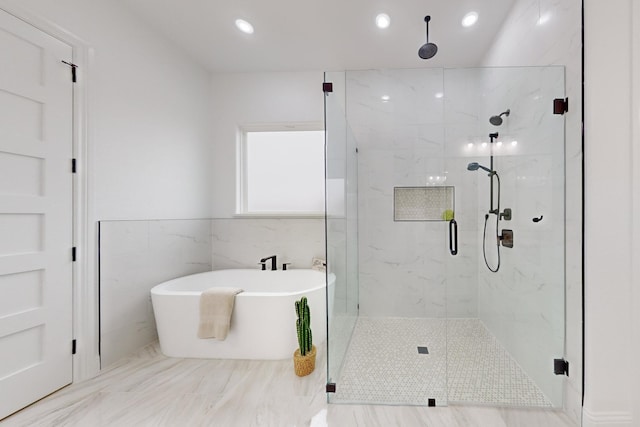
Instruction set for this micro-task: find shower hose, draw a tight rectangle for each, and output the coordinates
[482,172,501,272]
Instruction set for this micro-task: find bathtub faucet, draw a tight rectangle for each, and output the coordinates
[259,255,277,271]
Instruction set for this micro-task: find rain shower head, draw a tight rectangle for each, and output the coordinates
[489,109,510,126]
[418,16,438,59]
[467,162,492,173]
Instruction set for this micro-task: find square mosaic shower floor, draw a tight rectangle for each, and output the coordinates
[331,317,552,407]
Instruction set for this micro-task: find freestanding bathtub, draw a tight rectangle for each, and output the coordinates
[151,269,334,360]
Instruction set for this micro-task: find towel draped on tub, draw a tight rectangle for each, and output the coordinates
[197,287,243,340]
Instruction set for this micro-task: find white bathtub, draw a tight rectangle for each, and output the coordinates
[151,269,334,360]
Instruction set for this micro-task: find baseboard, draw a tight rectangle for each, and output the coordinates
[582,408,633,427]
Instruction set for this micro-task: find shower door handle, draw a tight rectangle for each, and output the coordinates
[449,219,458,256]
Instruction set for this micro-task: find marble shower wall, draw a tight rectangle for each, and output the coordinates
[347,69,479,318]
[99,219,212,367]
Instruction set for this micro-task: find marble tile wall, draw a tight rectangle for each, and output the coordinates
[346,68,479,318]
[210,218,324,270]
[100,217,324,368]
[99,219,212,368]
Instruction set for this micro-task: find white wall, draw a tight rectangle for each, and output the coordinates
[480,0,583,421]
[18,0,214,220]
[583,2,635,426]
[5,0,214,380]
[632,4,640,426]
[210,71,324,218]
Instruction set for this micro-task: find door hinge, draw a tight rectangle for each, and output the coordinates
[554,358,569,376]
[323,82,333,93]
[72,158,77,173]
[61,60,78,83]
[326,383,336,393]
[553,98,568,115]
[72,339,77,355]
[72,247,77,262]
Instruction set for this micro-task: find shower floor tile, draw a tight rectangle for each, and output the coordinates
[331,317,552,407]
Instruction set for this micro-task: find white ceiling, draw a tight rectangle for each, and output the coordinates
[118,0,517,73]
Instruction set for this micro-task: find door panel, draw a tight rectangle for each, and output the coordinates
[0,8,74,419]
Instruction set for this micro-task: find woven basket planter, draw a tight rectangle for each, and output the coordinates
[293,345,316,377]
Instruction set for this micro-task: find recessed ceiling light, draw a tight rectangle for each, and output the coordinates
[381,95,390,102]
[461,11,478,27]
[376,13,391,29]
[235,19,254,34]
[434,92,444,99]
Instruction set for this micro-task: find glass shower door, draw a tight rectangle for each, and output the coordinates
[325,68,451,406]
[324,65,566,409]
[324,71,359,402]
[443,66,566,407]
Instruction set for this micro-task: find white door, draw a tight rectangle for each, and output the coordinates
[0,9,74,419]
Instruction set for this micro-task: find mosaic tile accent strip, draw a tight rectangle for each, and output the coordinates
[331,317,552,407]
[394,186,454,221]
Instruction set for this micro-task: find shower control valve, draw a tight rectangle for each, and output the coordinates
[500,229,514,248]
[499,208,512,221]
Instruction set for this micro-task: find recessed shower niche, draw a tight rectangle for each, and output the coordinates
[324,66,566,407]
[393,186,455,222]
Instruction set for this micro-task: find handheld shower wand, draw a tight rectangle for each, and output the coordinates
[467,162,493,174]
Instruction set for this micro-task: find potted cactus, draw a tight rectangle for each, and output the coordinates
[293,296,316,376]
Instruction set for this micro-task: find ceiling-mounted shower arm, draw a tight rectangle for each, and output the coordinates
[418,15,438,59]
[425,16,431,42]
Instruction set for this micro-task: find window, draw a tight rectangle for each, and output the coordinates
[238,125,325,215]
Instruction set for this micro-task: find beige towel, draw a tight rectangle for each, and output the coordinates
[197,287,243,340]
[311,257,326,272]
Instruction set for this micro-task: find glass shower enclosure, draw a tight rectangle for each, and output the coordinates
[324,66,566,408]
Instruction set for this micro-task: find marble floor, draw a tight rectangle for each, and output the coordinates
[332,318,551,407]
[1,342,578,427]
